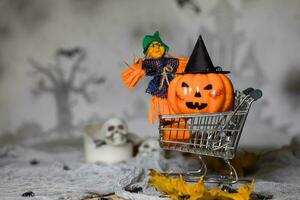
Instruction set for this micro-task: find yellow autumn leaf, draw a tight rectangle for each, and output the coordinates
[149,169,178,194]
[209,179,255,200]
[149,169,254,200]
[149,170,214,200]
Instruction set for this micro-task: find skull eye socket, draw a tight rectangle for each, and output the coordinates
[204,84,213,90]
[108,126,114,131]
[118,125,124,130]
[181,82,189,87]
[143,144,149,148]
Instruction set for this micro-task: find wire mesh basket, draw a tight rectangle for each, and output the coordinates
[158,88,262,183]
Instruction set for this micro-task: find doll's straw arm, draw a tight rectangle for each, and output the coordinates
[124,61,133,70]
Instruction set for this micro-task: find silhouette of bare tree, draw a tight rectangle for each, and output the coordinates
[29,48,106,134]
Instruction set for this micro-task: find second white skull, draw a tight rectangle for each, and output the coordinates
[138,138,160,156]
[100,117,128,146]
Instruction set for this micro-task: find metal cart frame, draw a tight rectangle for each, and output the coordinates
[158,88,262,183]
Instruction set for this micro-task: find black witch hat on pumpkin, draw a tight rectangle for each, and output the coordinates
[180,35,230,74]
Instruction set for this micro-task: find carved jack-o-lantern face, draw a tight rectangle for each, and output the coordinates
[168,74,234,114]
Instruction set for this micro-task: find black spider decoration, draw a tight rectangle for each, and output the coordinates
[22,191,35,197]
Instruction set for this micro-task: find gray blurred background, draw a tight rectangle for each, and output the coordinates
[0,0,300,148]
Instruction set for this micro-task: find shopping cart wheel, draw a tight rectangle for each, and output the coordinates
[220,184,236,193]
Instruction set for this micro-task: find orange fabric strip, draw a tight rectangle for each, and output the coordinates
[175,57,188,73]
[148,96,175,124]
[121,66,145,89]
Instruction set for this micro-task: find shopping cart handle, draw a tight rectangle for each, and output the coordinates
[249,89,263,101]
[242,87,254,95]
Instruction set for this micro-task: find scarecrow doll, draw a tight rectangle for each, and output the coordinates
[121,31,188,124]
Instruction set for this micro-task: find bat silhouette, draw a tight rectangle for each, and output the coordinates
[57,47,82,57]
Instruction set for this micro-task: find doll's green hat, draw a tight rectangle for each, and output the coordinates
[142,31,169,54]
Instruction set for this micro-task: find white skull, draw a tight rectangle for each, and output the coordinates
[100,118,128,146]
[138,138,160,157]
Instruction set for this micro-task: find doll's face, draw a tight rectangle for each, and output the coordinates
[146,41,165,59]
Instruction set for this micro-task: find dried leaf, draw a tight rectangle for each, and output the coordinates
[149,170,254,200]
[202,151,258,177]
[239,152,258,174]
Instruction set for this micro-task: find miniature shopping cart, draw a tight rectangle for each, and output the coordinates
[158,88,262,183]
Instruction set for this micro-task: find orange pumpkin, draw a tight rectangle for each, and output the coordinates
[167,73,234,114]
[162,119,190,145]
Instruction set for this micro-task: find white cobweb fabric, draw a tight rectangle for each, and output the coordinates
[0,145,189,200]
[1,145,300,200]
